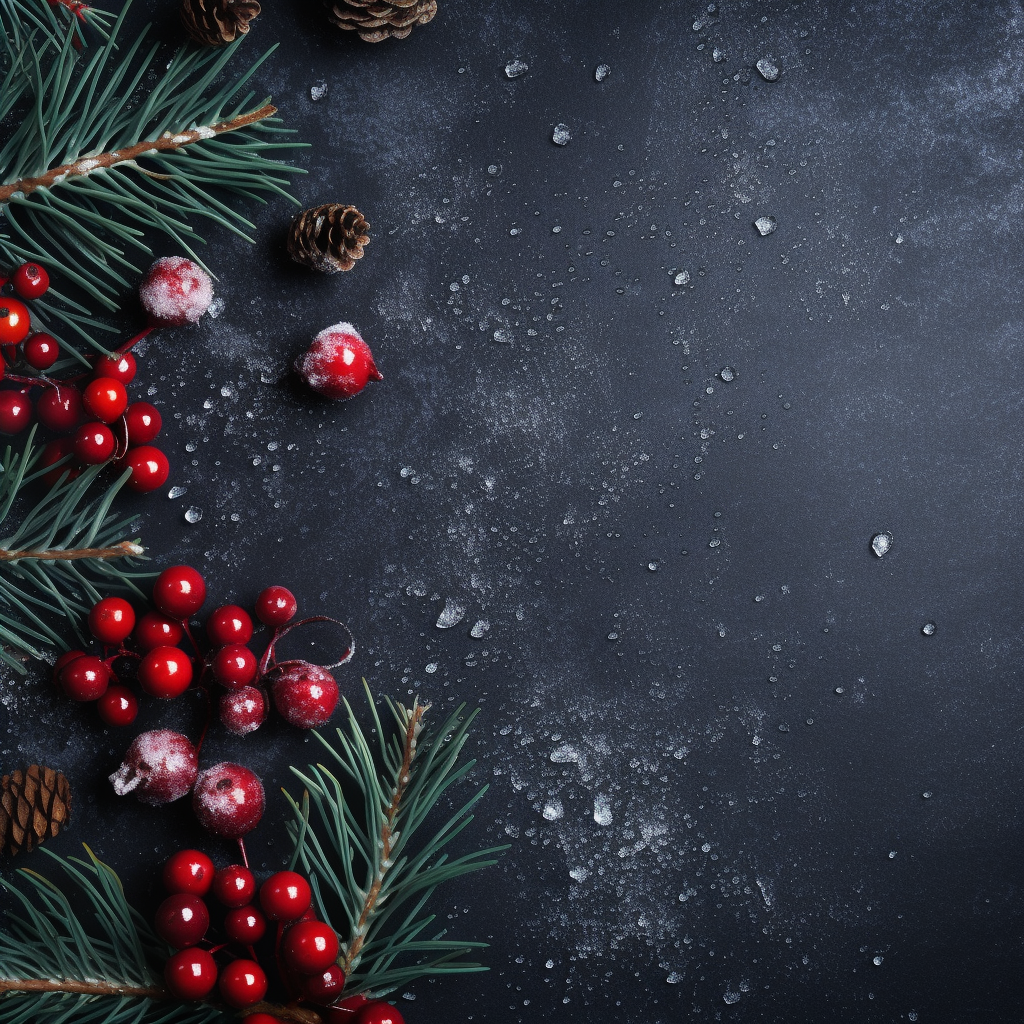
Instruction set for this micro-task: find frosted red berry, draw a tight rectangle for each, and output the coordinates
[295,322,382,401]
[0,390,32,434]
[162,849,215,895]
[96,685,138,727]
[0,298,30,346]
[270,661,339,729]
[219,686,265,735]
[303,964,346,1005]
[164,947,218,1000]
[155,893,210,948]
[153,565,206,618]
[88,597,135,644]
[36,386,83,433]
[23,332,58,370]
[135,610,184,651]
[192,762,265,838]
[224,904,267,944]
[206,604,253,646]
[138,645,193,699]
[11,262,48,300]
[218,959,267,1009]
[59,654,109,701]
[109,729,198,805]
[259,871,312,921]
[211,864,256,908]
[82,378,128,422]
[140,257,214,328]
[255,585,297,626]
[282,919,339,975]
[123,401,161,444]
[211,644,258,689]
[352,1003,406,1024]
[93,352,136,384]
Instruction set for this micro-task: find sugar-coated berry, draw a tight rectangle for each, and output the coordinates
[59,654,109,701]
[23,332,58,370]
[122,444,169,492]
[110,730,199,805]
[164,947,218,1000]
[303,963,346,1005]
[153,565,206,618]
[224,904,267,944]
[93,351,136,384]
[88,597,135,644]
[352,1002,406,1024]
[218,958,267,1009]
[255,585,297,626]
[36,386,83,433]
[294,322,382,401]
[140,257,214,328]
[282,919,340,975]
[40,437,79,487]
[211,644,258,689]
[206,604,254,646]
[0,298,31,346]
[211,864,256,908]
[138,645,193,698]
[270,661,339,729]
[219,686,265,735]
[11,262,49,300]
[96,684,138,727]
[162,849,215,895]
[259,871,312,922]
[82,378,128,422]
[0,390,32,434]
[123,401,161,444]
[155,893,210,948]
[192,762,265,838]
[134,610,184,651]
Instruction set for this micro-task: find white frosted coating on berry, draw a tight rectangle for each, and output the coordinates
[220,687,265,735]
[193,762,265,837]
[271,661,339,728]
[139,257,214,327]
[109,729,198,805]
[294,322,381,401]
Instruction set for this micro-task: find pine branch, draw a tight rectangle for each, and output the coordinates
[284,683,508,998]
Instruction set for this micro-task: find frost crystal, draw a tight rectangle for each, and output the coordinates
[871,532,892,557]
[184,506,202,524]
[504,59,529,79]
[595,64,611,82]
[310,80,328,102]
[435,598,466,629]
[552,123,572,146]
[756,56,780,81]
[754,215,777,236]
[673,270,690,285]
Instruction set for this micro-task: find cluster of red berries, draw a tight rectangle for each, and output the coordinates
[158,849,404,1024]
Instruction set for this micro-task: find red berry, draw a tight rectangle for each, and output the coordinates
[206,604,253,646]
[123,401,161,444]
[211,644,258,689]
[59,654,109,701]
[134,610,184,651]
[88,596,135,644]
[164,947,217,1000]
[96,684,138,727]
[0,390,32,434]
[11,262,49,300]
[36,386,83,433]
[242,1015,286,1024]
[219,686,265,735]
[52,649,85,682]
[40,437,79,487]
[155,893,210,948]
[82,378,128,422]
[93,351,136,384]
[73,422,116,465]
[138,646,193,698]
[212,864,256,908]
[224,904,267,944]
[140,257,214,328]
[162,849,215,895]
[0,298,30,345]
[259,871,312,922]
[192,762,265,838]
[282,919,339,975]
[153,565,206,618]
[302,964,346,1005]
[294,322,382,401]
[23,332,58,370]
[352,1003,405,1024]
[327,996,370,1022]
[122,444,169,492]
[270,661,339,729]
[218,959,267,1009]
[109,729,198,805]
[255,585,297,626]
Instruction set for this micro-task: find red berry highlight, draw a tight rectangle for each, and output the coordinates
[11,262,49,301]
[155,893,210,948]
[224,904,267,944]
[206,604,253,646]
[96,685,138,727]
[36,386,83,433]
[59,654,109,701]
[259,871,312,922]
[153,565,206,618]
[192,762,265,838]
[219,686,265,735]
[0,298,30,345]
[282,919,340,975]
[73,422,116,464]
[164,947,217,1000]
[303,963,346,1005]
[270,661,339,729]
[294,322,382,400]
[138,645,193,698]
[218,959,267,1009]
[93,351,136,384]
[162,849,215,895]
[134,610,185,651]
[88,597,135,645]
[255,585,297,626]
[352,1002,406,1024]
[82,378,128,422]
[23,332,58,370]
[0,390,32,434]
[211,644,258,689]
[123,401,161,444]
[211,864,256,908]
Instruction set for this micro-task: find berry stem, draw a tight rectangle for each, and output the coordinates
[119,327,152,354]
[0,540,144,562]
[236,836,249,869]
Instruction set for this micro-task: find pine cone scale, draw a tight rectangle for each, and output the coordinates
[325,0,436,42]
[288,204,370,274]
[181,0,261,47]
[0,766,72,856]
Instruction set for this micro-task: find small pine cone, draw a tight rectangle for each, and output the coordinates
[323,0,437,43]
[181,0,261,46]
[0,766,72,856]
[287,204,370,274]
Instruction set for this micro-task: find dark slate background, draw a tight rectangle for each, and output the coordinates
[3,1,1024,1022]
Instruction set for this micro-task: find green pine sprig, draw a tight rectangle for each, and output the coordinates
[285,683,508,998]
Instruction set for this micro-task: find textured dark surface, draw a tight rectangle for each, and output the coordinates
[2,1,1024,1022]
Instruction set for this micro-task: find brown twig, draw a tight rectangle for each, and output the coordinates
[0,105,277,204]
[0,540,143,562]
[341,701,428,976]
[247,1003,324,1024]
[0,977,166,997]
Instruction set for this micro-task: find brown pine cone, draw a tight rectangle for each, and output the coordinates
[287,204,370,274]
[181,0,261,46]
[323,0,437,43]
[0,766,72,856]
